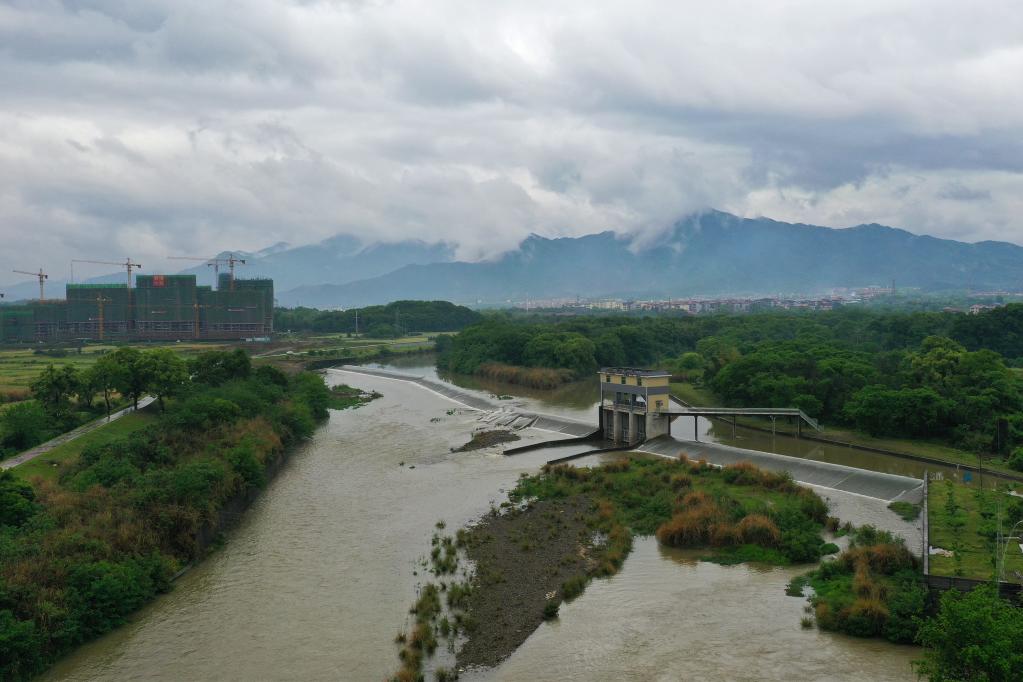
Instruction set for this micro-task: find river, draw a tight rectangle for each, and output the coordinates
[42,360,920,681]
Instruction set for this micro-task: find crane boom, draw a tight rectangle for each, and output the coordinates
[168,253,245,290]
[13,268,48,301]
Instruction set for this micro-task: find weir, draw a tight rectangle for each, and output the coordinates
[329,364,925,503]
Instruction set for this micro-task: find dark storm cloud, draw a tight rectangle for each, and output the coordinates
[1,0,1021,285]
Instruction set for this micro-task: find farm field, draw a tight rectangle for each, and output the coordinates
[927,478,1023,582]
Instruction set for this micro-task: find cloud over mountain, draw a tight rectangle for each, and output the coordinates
[2,1,1022,286]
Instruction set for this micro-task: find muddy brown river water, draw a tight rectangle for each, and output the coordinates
[42,362,920,681]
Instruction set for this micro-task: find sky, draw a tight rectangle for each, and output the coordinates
[2,0,1022,285]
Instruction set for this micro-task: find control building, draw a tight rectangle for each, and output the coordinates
[599,367,672,445]
[0,274,273,342]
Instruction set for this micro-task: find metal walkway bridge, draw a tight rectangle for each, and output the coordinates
[666,394,820,438]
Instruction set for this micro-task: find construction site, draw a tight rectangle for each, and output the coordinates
[0,262,274,343]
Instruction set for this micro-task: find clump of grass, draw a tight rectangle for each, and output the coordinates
[800,616,814,629]
[542,598,560,620]
[435,668,457,682]
[735,514,781,547]
[561,574,588,601]
[785,575,809,597]
[887,501,920,521]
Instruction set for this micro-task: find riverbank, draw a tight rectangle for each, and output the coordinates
[670,381,1023,480]
[0,357,368,681]
[38,364,926,682]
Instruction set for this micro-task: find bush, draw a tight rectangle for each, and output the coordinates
[844,598,889,637]
[0,471,37,527]
[228,443,266,489]
[168,396,242,431]
[1008,447,1023,472]
[735,514,781,547]
[542,598,560,620]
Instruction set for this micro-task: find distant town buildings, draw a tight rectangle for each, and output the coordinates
[510,288,1021,315]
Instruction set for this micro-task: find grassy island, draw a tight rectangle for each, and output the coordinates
[391,454,835,680]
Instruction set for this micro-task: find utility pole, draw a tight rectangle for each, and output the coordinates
[354,309,359,336]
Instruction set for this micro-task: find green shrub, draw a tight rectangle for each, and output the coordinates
[542,598,560,620]
[0,471,36,527]
[227,443,266,489]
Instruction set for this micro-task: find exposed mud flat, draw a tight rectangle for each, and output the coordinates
[458,496,595,669]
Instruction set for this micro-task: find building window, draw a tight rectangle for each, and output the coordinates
[637,377,643,386]
[620,376,626,384]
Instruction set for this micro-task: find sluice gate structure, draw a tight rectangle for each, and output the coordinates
[599,367,820,447]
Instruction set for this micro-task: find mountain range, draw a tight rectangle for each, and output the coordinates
[4,211,1021,306]
[272,211,1023,307]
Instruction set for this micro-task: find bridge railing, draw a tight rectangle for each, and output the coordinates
[667,395,820,431]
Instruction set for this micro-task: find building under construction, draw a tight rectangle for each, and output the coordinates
[0,273,273,343]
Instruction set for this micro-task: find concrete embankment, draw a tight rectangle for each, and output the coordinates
[638,435,923,503]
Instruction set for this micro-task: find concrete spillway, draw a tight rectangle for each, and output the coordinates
[329,366,597,437]
[638,436,923,503]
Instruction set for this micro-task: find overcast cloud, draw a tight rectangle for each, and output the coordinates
[1,0,1021,283]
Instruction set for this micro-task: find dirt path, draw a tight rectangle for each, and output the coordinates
[0,396,156,470]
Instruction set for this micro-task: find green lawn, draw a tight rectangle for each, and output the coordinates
[12,409,158,482]
[927,479,1023,583]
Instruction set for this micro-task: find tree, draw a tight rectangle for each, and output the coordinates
[141,349,188,412]
[188,349,251,386]
[0,401,52,451]
[86,355,120,418]
[108,347,151,411]
[672,352,705,382]
[30,364,80,417]
[915,585,1023,681]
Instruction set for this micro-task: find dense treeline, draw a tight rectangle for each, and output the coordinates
[274,300,482,337]
[0,349,333,680]
[0,347,186,460]
[439,306,1023,455]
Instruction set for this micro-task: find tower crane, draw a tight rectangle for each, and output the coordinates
[13,268,48,301]
[71,258,142,289]
[168,253,246,291]
[91,292,113,341]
